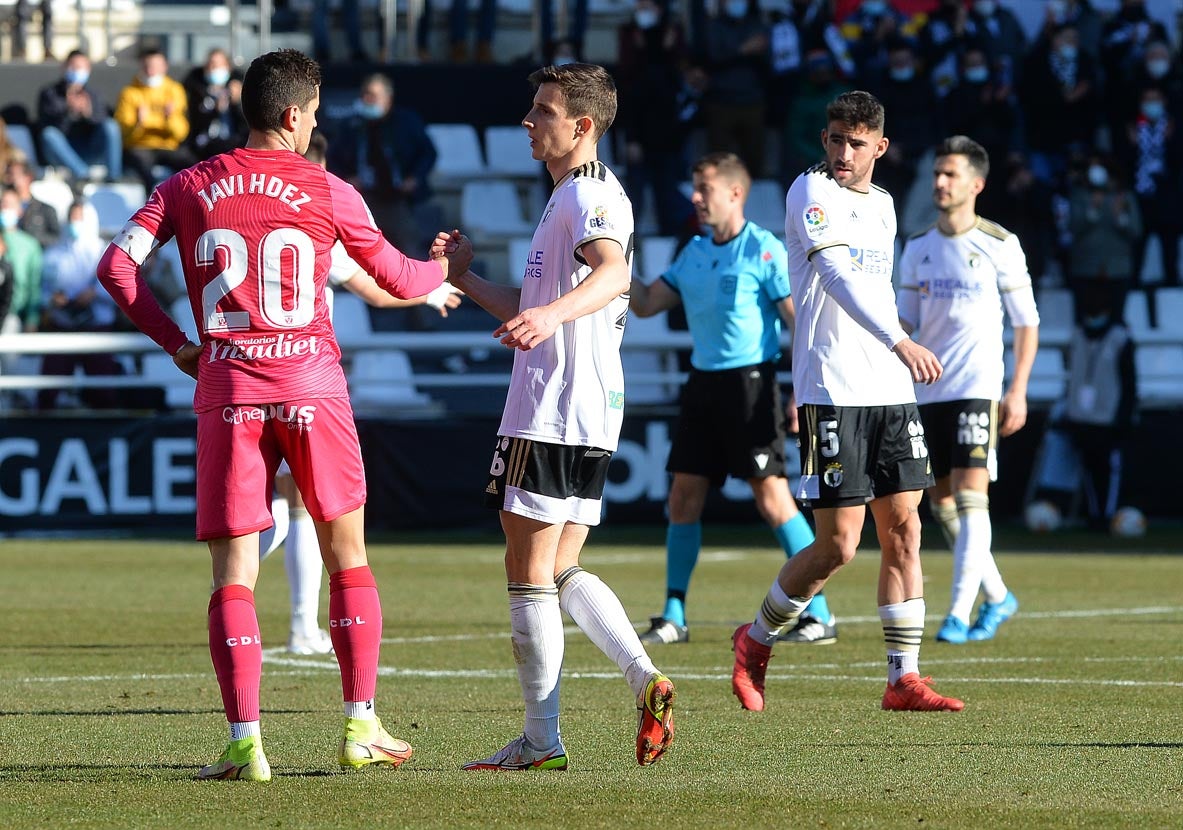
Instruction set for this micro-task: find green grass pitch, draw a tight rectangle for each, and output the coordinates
[0,524,1180,829]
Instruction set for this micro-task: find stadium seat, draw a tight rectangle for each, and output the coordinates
[330,292,373,349]
[1009,347,1065,402]
[640,236,678,279]
[347,349,437,413]
[622,311,679,405]
[1153,287,1183,338]
[5,124,40,173]
[425,123,487,185]
[1135,343,1183,407]
[746,179,786,235]
[82,181,147,237]
[1035,287,1073,347]
[29,178,74,224]
[460,179,534,240]
[484,125,539,179]
[140,352,196,411]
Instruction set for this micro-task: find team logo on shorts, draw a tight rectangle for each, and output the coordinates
[803,203,829,236]
[907,419,929,459]
[823,462,844,488]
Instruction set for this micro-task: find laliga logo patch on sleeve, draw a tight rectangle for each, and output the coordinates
[590,205,613,230]
[803,203,829,237]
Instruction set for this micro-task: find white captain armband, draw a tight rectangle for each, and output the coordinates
[111,221,160,266]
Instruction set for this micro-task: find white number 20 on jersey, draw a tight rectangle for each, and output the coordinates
[196,227,316,334]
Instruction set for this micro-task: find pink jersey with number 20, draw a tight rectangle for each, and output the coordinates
[114,147,441,412]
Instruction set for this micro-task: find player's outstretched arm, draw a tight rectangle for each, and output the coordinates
[429,230,522,323]
[629,275,680,318]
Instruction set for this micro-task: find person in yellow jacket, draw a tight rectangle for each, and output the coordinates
[115,48,196,189]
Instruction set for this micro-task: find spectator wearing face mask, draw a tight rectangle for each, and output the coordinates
[0,188,44,353]
[327,73,438,260]
[616,0,695,236]
[1028,293,1136,530]
[842,0,920,86]
[1122,86,1182,299]
[1129,41,1183,122]
[869,39,938,219]
[37,50,123,183]
[944,46,1022,172]
[114,48,196,190]
[701,0,770,177]
[1039,0,1103,59]
[183,48,248,161]
[1021,23,1099,187]
[37,200,124,410]
[964,0,1026,87]
[1066,156,1142,320]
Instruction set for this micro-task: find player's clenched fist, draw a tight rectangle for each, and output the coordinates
[891,338,942,385]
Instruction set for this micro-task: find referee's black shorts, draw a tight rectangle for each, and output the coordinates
[666,361,786,487]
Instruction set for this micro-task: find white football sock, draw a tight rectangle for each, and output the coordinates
[751,577,810,644]
[508,583,563,751]
[948,490,992,621]
[880,598,924,684]
[557,567,657,699]
[284,507,323,638]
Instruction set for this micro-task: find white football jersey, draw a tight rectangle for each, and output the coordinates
[784,164,914,406]
[898,218,1040,404]
[498,160,632,450]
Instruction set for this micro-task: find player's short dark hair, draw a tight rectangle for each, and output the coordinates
[241,49,321,133]
[304,130,328,164]
[528,63,617,142]
[826,90,885,134]
[935,135,990,180]
[693,151,751,194]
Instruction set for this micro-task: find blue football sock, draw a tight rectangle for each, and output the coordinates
[774,513,814,557]
[663,522,701,626]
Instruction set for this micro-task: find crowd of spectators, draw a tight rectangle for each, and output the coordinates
[616,0,1183,312]
[3,0,1183,414]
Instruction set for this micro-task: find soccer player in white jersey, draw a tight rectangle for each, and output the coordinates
[438,63,675,770]
[897,135,1040,644]
[731,90,965,712]
[261,133,461,657]
[629,151,835,646]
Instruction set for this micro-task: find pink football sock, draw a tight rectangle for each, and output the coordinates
[328,566,383,705]
[207,584,262,723]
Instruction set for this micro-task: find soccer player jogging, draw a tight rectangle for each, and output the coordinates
[730,90,965,713]
[437,63,675,771]
[629,151,837,646]
[96,49,473,780]
[897,135,1039,644]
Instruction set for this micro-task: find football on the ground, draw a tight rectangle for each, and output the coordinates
[1024,500,1062,533]
[1110,506,1147,538]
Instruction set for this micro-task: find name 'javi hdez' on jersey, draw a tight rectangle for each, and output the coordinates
[498,160,634,451]
[897,217,1041,405]
[784,163,913,407]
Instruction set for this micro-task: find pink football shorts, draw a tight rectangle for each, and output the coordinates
[195,397,366,540]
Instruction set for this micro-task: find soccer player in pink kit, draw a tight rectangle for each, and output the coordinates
[96,49,472,781]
